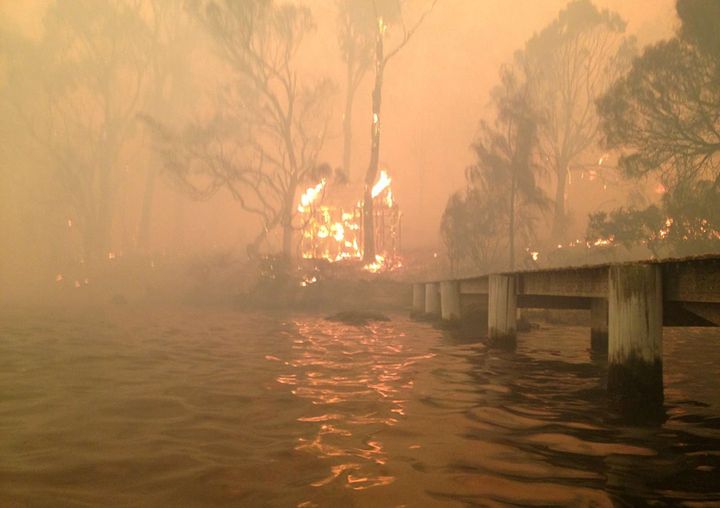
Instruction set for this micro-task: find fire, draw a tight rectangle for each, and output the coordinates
[298,170,401,271]
[363,255,385,273]
[298,179,326,213]
[332,223,344,242]
[371,170,391,199]
[658,217,673,239]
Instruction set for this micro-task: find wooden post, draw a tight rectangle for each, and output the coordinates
[590,298,608,353]
[488,274,516,347]
[440,281,461,321]
[425,282,440,316]
[608,264,663,404]
[412,283,426,314]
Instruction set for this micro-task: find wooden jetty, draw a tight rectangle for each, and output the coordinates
[413,256,720,404]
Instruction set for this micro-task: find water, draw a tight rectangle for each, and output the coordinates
[1,306,720,507]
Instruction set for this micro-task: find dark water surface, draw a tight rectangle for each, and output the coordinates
[1,307,720,507]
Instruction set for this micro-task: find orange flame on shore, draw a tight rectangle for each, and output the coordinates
[298,170,401,272]
[298,179,326,213]
[363,255,385,273]
[371,170,391,199]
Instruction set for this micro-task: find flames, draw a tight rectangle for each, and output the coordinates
[301,204,362,262]
[371,170,391,199]
[298,179,326,213]
[298,169,401,271]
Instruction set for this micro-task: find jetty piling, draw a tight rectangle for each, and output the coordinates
[488,274,517,346]
[440,281,461,321]
[424,282,440,316]
[608,264,664,403]
[590,298,609,353]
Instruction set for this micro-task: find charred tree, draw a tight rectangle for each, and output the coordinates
[362,0,436,263]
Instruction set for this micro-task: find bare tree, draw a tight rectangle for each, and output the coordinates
[362,0,437,263]
[1,0,151,264]
[149,0,333,260]
[136,0,199,254]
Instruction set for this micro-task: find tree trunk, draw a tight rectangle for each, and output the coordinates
[509,171,516,271]
[96,156,115,260]
[363,28,384,263]
[282,219,293,260]
[552,163,568,242]
[342,43,355,181]
[137,165,158,253]
[281,182,296,260]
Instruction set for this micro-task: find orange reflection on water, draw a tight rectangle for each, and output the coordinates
[271,318,434,491]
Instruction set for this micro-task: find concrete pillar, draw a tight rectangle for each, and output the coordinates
[412,283,426,314]
[488,274,516,346]
[440,281,461,321]
[425,282,440,316]
[607,264,663,404]
[590,298,608,353]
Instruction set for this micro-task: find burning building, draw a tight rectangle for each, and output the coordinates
[298,170,402,270]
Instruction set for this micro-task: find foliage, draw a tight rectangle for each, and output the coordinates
[589,0,720,257]
[517,0,635,240]
[597,0,720,188]
[587,206,664,254]
[586,180,720,256]
[663,180,720,254]
[440,190,506,275]
[442,68,549,275]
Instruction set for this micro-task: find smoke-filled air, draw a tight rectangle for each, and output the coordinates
[2,1,720,506]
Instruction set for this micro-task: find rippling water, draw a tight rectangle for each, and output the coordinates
[1,306,720,507]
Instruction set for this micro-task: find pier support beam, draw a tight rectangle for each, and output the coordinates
[440,281,461,321]
[488,274,517,347]
[425,283,440,316]
[590,298,608,353]
[608,264,663,404]
[412,283,426,314]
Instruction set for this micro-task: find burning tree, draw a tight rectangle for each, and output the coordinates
[362,0,437,263]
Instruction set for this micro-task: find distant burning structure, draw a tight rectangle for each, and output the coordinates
[298,170,401,271]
